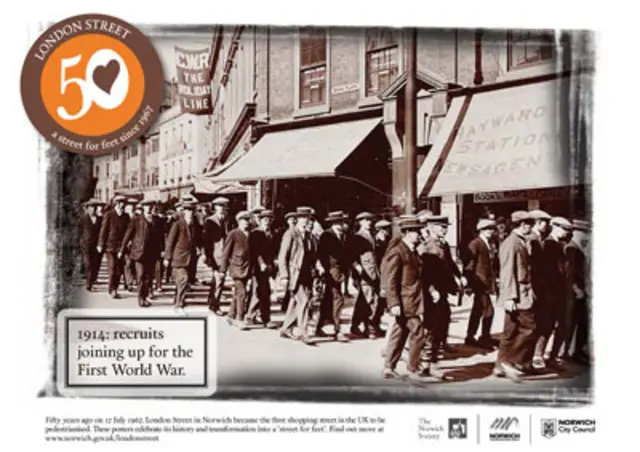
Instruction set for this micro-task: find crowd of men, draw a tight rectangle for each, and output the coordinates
[78,195,591,384]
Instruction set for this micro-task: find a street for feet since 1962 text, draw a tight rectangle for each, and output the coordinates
[65,318,207,386]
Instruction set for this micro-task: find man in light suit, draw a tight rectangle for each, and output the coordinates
[494,211,537,382]
[278,207,321,346]
[203,197,230,315]
[464,218,498,348]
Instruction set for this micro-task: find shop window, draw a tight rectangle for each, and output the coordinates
[507,30,555,70]
[106,164,110,178]
[95,166,99,178]
[299,27,327,108]
[365,29,400,96]
[112,151,118,161]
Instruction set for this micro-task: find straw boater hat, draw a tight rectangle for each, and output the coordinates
[113,195,127,203]
[551,216,573,231]
[572,219,591,232]
[528,209,552,221]
[211,196,229,206]
[375,219,392,230]
[398,215,423,231]
[511,211,533,224]
[83,198,101,207]
[356,212,375,222]
[285,212,297,221]
[425,214,451,225]
[258,209,274,219]
[295,206,315,218]
[476,218,496,231]
[251,205,266,215]
[236,210,251,221]
[325,210,349,223]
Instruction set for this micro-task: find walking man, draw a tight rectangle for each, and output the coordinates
[78,199,102,291]
[494,211,537,382]
[565,219,591,364]
[221,211,253,329]
[279,212,297,313]
[464,218,498,348]
[203,197,230,315]
[97,195,130,299]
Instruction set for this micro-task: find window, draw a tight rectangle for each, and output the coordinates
[164,131,168,150]
[106,163,110,178]
[299,27,327,107]
[112,151,118,161]
[507,30,555,70]
[365,29,400,96]
[95,166,99,178]
[152,138,159,153]
[179,124,183,142]
[164,164,168,185]
[187,156,192,179]
[178,159,183,181]
[130,145,138,158]
[171,162,175,182]
[105,188,109,201]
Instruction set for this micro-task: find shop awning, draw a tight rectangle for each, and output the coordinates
[192,152,249,194]
[417,77,585,197]
[206,118,382,183]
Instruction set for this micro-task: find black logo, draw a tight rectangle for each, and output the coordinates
[448,418,467,439]
[489,417,520,441]
[541,419,557,439]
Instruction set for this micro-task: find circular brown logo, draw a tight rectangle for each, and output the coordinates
[21,14,164,155]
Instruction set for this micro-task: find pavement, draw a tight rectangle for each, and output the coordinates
[68,258,593,403]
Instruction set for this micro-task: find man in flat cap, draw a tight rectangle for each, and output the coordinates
[350,212,383,338]
[278,207,319,345]
[221,211,253,329]
[565,219,591,364]
[278,212,298,313]
[537,217,574,367]
[250,206,266,231]
[164,201,199,310]
[203,197,231,315]
[494,211,537,382]
[316,211,351,342]
[463,218,498,348]
[119,200,164,307]
[382,216,431,381]
[98,195,130,299]
[245,209,278,328]
[78,199,102,291]
[374,219,392,268]
[163,209,178,285]
[121,198,139,292]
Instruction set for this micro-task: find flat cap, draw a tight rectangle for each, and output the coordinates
[258,209,274,219]
[398,215,423,231]
[551,216,573,230]
[296,206,315,217]
[285,212,297,220]
[211,196,230,206]
[127,198,138,204]
[425,214,451,225]
[236,210,251,221]
[251,205,266,214]
[356,212,375,221]
[416,209,434,221]
[113,195,127,202]
[140,199,156,205]
[476,218,497,231]
[375,219,392,229]
[181,202,196,210]
[511,210,533,223]
[529,209,552,221]
[83,198,101,206]
[572,219,591,232]
[166,209,176,216]
[325,210,349,223]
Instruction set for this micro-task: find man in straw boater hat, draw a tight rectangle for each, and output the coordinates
[203,196,230,316]
[494,211,537,382]
[564,219,591,364]
[78,199,103,291]
[97,194,130,299]
[164,200,200,312]
[350,212,384,338]
[382,215,433,382]
[316,210,351,342]
[245,209,279,329]
[463,218,499,349]
[278,206,319,345]
[119,199,164,308]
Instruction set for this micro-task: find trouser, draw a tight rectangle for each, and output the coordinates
[350,280,381,333]
[207,269,225,311]
[570,296,590,357]
[281,283,312,336]
[246,272,272,324]
[135,260,154,303]
[497,308,537,368]
[172,267,190,307]
[281,290,290,313]
[82,247,99,289]
[466,291,494,340]
[188,254,198,284]
[228,277,249,321]
[533,293,566,359]
[165,262,172,284]
[316,278,344,335]
[124,255,136,289]
[153,259,163,291]
[423,296,450,363]
[549,295,573,359]
[384,315,426,373]
[106,252,124,293]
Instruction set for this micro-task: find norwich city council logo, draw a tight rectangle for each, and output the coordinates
[21,14,164,154]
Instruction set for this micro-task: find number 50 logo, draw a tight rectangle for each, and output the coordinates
[21,14,164,154]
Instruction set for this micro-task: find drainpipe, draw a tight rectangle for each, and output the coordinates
[404,28,418,214]
[473,28,484,86]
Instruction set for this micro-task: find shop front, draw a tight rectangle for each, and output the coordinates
[417,73,592,256]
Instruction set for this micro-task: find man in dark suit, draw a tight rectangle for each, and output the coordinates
[119,199,164,307]
[543,217,574,366]
[150,203,166,297]
[164,202,199,310]
[163,209,177,284]
[494,211,536,382]
[97,195,130,299]
[278,207,320,345]
[382,216,431,382]
[464,219,498,348]
[565,219,591,363]
[122,198,139,292]
[221,211,252,329]
[278,212,297,313]
[203,197,230,315]
[246,209,278,328]
[374,219,392,269]
[78,199,102,291]
[316,211,351,342]
[350,212,383,338]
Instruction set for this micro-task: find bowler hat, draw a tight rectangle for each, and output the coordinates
[113,195,127,203]
[511,211,533,224]
[476,218,496,231]
[355,212,375,221]
[325,210,349,223]
[212,196,230,206]
[236,210,251,221]
[296,206,315,217]
[551,216,573,230]
[572,219,591,232]
[375,219,392,229]
[529,209,552,221]
[425,214,451,225]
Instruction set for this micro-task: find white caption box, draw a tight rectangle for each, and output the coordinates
[56,309,217,397]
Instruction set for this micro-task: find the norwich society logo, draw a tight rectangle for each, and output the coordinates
[21,14,164,154]
[541,419,557,439]
[448,418,467,439]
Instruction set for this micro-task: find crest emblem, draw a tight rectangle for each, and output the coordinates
[541,419,557,439]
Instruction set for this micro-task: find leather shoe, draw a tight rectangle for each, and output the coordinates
[382,368,399,379]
